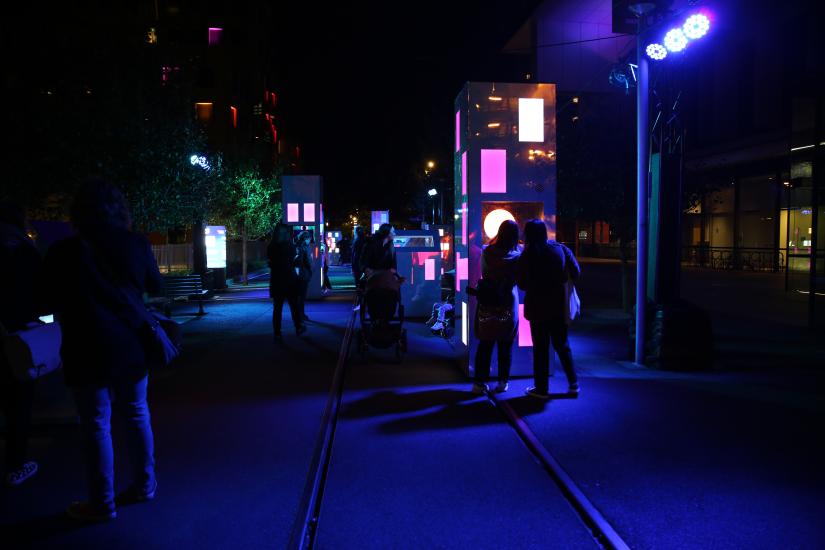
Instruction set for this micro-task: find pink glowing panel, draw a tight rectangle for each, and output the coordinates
[518,98,544,142]
[462,302,468,346]
[461,201,467,245]
[480,150,507,193]
[208,28,223,46]
[518,304,533,347]
[425,258,435,281]
[461,152,467,195]
[455,111,460,152]
[304,203,315,223]
[287,203,299,223]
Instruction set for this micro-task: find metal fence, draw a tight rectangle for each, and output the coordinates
[151,244,193,274]
[680,246,784,272]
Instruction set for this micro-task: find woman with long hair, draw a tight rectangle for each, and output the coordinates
[43,178,162,521]
[472,219,521,394]
[516,219,581,399]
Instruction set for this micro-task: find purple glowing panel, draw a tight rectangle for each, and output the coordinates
[208,27,223,46]
[455,111,460,152]
[461,152,467,195]
[458,256,468,283]
[481,149,507,193]
[304,203,316,223]
[425,258,436,281]
[287,203,299,223]
[462,201,467,245]
[518,304,533,347]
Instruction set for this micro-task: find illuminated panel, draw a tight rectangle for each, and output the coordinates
[462,302,468,346]
[204,226,226,268]
[484,209,516,239]
[302,203,315,223]
[208,27,223,46]
[461,201,467,245]
[518,98,544,142]
[455,111,460,152]
[457,255,468,292]
[461,152,467,195]
[230,106,237,128]
[518,304,533,347]
[287,203,299,223]
[425,258,435,281]
[480,149,506,193]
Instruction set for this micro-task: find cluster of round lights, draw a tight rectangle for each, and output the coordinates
[646,13,710,61]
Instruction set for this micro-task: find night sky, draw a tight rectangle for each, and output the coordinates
[269,2,540,225]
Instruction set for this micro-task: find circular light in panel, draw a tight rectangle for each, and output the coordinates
[682,14,710,40]
[483,209,516,240]
[646,43,668,60]
[663,28,688,52]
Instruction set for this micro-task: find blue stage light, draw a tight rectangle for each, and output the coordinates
[663,28,688,52]
[683,14,710,40]
[646,43,668,61]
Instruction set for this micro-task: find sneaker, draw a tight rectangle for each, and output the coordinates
[470,382,489,395]
[568,382,580,396]
[116,482,157,506]
[525,386,550,400]
[5,461,38,487]
[66,501,117,522]
[494,381,509,393]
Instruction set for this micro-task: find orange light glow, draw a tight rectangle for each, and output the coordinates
[488,96,503,101]
[487,122,501,128]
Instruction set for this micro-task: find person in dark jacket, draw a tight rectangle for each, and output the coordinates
[0,201,42,487]
[516,219,581,399]
[42,179,162,522]
[472,219,521,395]
[361,223,397,276]
[350,225,367,287]
[267,223,305,339]
[295,231,313,322]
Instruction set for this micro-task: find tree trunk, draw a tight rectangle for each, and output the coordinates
[242,222,248,286]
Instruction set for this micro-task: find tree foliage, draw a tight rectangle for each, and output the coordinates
[216,164,282,239]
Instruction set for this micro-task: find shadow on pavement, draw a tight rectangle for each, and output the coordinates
[341,389,475,418]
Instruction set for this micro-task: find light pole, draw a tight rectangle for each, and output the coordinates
[428,188,438,226]
[425,160,437,225]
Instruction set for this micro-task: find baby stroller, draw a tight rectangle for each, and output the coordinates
[357,271,407,361]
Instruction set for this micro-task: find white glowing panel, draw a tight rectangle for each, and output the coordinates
[462,301,468,346]
[425,258,435,281]
[287,203,299,223]
[204,225,227,269]
[518,98,544,142]
[303,203,316,223]
[484,209,516,239]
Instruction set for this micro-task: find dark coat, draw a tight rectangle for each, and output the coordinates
[351,237,367,278]
[361,237,396,272]
[516,240,580,323]
[0,223,42,332]
[42,227,162,386]
[267,239,299,298]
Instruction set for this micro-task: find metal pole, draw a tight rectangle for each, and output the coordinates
[635,35,650,365]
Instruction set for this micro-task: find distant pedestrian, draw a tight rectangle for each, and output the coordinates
[42,178,162,521]
[295,231,313,322]
[267,223,305,339]
[0,200,42,487]
[516,219,581,399]
[351,225,367,287]
[320,243,332,295]
[471,219,521,395]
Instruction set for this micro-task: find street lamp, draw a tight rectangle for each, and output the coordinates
[428,188,438,226]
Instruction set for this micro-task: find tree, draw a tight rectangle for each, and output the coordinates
[217,164,282,284]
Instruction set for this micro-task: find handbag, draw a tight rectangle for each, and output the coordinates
[565,280,581,325]
[1,321,62,381]
[139,311,181,367]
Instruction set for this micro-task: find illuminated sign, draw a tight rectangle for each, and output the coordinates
[204,226,227,269]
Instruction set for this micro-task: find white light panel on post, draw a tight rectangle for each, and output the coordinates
[518,98,544,142]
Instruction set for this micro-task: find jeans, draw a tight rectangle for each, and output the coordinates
[272,294,303,335]
[529,320,577,394]
[73,375,155,511]
[0,357,35,473]
[474,339,514,383]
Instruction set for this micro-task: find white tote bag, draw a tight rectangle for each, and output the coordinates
[2,321,63,381]
[565,280,581,325]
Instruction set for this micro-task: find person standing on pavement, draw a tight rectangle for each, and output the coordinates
[350,225,367,287]
[320,243,332,295]
[295,230,313,322]
[361,223,398,277]
[267,223,305,339]
[471,219,521,395]
[42,179,162,522]
[0,200,42,487]
[516,219,581,399]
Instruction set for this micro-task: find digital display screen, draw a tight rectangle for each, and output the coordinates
[204,226,227,269]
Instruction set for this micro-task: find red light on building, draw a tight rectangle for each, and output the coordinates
[230,106,238,128]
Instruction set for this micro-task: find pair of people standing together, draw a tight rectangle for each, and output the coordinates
[472,219,580,399]
[268,225,312,340]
